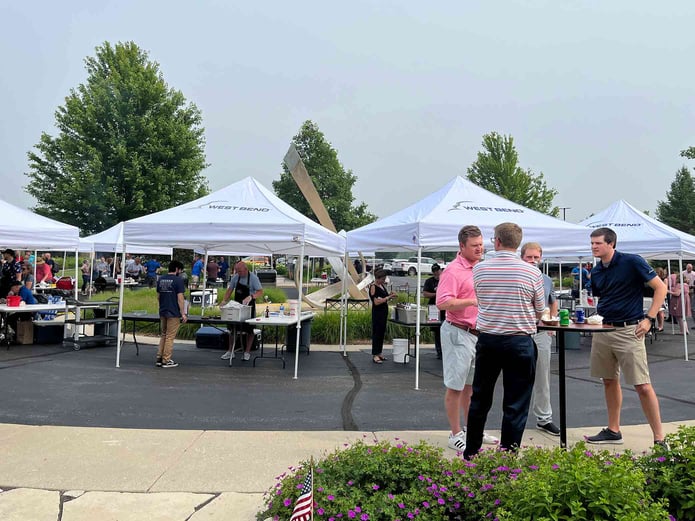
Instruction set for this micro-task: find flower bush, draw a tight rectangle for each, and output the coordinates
[640,425,695,520]
[257,428,695,521]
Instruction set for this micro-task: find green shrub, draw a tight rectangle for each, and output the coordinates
[275,265,288,276]
[489,444,668,521]
[258,439,672,521]
[640,425,695,520]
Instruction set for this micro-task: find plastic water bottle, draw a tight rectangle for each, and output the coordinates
[279,304,285,316]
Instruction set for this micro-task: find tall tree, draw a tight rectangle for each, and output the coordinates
[273,120,376,231]
[656,166,695,235]
[467,132,559,216]
[25,41,209,234]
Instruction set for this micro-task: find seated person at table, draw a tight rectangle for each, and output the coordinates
[35,257,55,285]
[3,280,37,337]
[219,261,263,361]
[7,279,37,305]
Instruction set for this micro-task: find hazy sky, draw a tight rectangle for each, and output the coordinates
[2,1,694,228]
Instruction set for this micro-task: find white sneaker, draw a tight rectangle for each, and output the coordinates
[243,352,251,361]
[220,351,233,360]
[482,432,499,445]
[448,430,466,451]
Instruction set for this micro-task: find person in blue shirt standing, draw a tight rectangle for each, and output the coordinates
[217,257,229,287]
[585,227,667,448]
[191,256,204,288]
[156,260,187,368]
[144,257,161,288]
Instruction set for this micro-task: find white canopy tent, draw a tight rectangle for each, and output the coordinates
[120,176,346,377]
[579,199,695,361]
[579,200,695,259]
[0,198,80,250]
[0,198,81,299]
[347,176,594,389]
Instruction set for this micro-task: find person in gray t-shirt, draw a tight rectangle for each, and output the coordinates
[521,242,560,436]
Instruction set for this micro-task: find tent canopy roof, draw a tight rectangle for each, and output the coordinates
[80,222,172,255]
[579,200,695,259]
[0,198,80,250]
[346,176,592,257]
[123,177,345,256]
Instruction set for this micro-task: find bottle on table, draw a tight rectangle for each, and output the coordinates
[265,306,270,318]
[279,303,285,315]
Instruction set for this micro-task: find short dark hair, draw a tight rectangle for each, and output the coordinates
[168,260,184,272]
[374,268,387,279]
[10,279,22,287]
[590,227,617,247]
[431,263,441,272]
[495,222,523,249]
[458,225,482,246]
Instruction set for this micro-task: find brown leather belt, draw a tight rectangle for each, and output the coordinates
[446,321,479,336]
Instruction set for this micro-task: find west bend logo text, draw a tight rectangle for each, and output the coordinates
[190,200,271,212]
[448,200,524,213]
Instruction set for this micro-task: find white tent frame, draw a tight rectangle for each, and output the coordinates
[118,177,345,378]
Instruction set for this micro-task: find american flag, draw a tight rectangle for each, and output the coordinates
[289,466,313,521]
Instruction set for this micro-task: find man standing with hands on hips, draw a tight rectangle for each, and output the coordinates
[437,225,499,452]
[464,223,545,459]
[219,261,264,361]
[585,227,667,447]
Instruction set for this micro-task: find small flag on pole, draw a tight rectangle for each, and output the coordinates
[289,464,314,521]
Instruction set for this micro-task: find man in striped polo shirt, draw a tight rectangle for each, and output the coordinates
[436,225,499,452]
[463,222,546,459]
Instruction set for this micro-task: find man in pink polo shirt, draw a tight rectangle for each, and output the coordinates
[436,225,499,451]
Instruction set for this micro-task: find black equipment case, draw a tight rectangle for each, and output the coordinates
[195,326,229,350]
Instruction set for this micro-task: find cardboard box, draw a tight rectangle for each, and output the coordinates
[16,320,33,345]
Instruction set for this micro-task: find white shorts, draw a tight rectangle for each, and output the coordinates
[441,321,477,391]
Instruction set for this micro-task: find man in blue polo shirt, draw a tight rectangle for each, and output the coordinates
[586,227,667,447]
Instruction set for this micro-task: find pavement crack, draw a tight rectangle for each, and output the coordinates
[147,430,207,492]
[339,353,361,431]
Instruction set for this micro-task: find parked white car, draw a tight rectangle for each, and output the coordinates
[392,257,439,276]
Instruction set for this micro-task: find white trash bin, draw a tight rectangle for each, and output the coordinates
[392,338,409,364]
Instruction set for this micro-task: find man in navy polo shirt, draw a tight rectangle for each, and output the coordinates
[586,227,667,447]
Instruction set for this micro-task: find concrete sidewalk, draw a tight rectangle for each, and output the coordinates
[1,420,694,521]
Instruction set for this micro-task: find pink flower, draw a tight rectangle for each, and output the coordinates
[283,498,292,507]
[361,515,369,521]
[372,484,379,490]
[327,495,335,501]
[317,508,325,515]
[348,510,356,519]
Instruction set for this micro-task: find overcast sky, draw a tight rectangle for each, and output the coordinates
[2,1,694,229]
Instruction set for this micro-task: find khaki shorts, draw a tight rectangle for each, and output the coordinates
[590,326,650,385]
[441,321,476,391]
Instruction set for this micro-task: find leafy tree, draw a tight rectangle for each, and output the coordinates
[656,166,695,235]
[273,120,376,232]
[467,132,559,216]
[25,41,209,234]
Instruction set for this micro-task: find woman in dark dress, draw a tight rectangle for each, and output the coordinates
[369,269,397,364]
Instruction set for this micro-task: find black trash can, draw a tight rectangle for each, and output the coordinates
[285,318,312,353]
